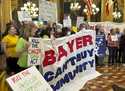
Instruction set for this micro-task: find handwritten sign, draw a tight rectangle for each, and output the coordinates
[63,16,72,28]
[76,16,84,27]
[28,38,41,66]
[27,30,101,91]
[6,66,53,91]
[17,11,32,22]
[39,0,58,22]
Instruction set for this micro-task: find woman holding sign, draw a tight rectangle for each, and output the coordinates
[16,23,37,70]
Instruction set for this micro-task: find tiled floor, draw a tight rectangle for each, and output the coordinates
[81,65,125,91]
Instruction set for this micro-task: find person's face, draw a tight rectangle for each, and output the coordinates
[9,26,17,35]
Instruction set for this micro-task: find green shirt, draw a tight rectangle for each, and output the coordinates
[16,38,28,68]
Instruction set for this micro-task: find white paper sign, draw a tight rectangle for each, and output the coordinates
[17,11,32,22]
[76,16,84,27]
[39,0,58,22]
[63,16,72,28]
[6,66,53,91]
[41,30,101,91]
[28,38,42,66]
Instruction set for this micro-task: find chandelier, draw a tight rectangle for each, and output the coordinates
[112,11,122,19]
[83,4,99,15]
[70,1,81,11]
[21,1,39,18]
[112,0,122,19]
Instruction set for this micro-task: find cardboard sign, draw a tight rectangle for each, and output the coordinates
[17,11,32,22]
[39,0,58,22]
[28,38,42,66]
[76,16,84,27]
[6,66,53,91]
[63,16,72,28]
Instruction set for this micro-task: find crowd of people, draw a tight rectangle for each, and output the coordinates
[95,25,125,67]
[0,20,125,76]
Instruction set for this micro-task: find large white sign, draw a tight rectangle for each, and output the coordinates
[39,0,58,22]
[89,22,125,32]
[6,66,53,91]
[41,30,101,91]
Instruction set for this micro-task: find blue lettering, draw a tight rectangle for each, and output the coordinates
[82,62,88,70]
[87,49,94,57]
[55,67,62,78]
[68,56,76,65]
[78,64,83,72]
[81,51,87,59]
[76,53,81,62]
[44,71,54,81]
[68,72,75,80]
[88,60,94,67]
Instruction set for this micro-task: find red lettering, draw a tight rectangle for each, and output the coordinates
[22,70,30,76]
[76,37,83,49]
[11,75,22,84]
[67,40,74,53]
[83,35,93,46]
[43,50,56,67]
[58,46,67,61]
[29,49,41,55]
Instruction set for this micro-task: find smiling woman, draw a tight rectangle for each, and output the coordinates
[2,25,20,75]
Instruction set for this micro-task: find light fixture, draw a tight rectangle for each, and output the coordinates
[112,0,122,19]
[21,1,39,18]
[83,3,99,15]
[112,11,121,19]
[70,1,81,11]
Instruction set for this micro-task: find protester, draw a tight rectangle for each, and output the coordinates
[107,28,119,65]
[119,29,125,66]
[96,27,106,66]
[115,28,122,64]
[2,25,19,75]
[16,23,37,70]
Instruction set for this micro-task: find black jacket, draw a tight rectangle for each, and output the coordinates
[119,34,125,48]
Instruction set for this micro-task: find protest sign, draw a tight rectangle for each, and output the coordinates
[63,16,72,28]
[28,38,42,66]
[89,22,125,32]
[96,34,106,56]
[40,30,101,91]
[39,0,58,22]
[76,16,84,27]
[17,11,32,22]
[6,66,53,91]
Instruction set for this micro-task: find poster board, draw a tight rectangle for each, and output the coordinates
[17,11,32,22]
[28,38,42,66]
[39,0,58,23]
[6,66,53,91]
